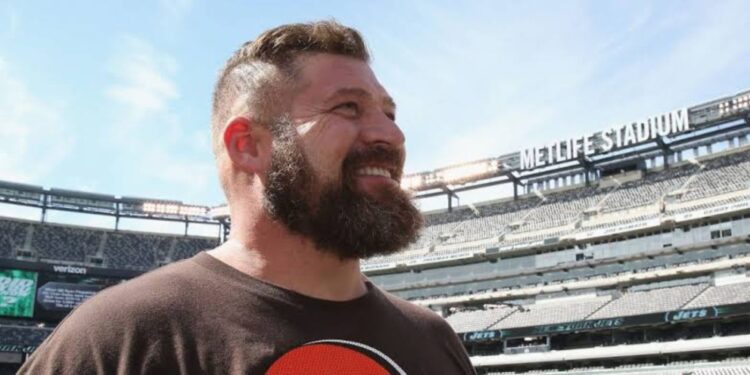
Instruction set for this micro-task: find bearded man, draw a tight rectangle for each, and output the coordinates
[20,21,475,374]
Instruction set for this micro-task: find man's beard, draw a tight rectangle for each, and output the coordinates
[262,123,423,260]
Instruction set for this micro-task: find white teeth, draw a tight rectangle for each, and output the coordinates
[357,166,392,178]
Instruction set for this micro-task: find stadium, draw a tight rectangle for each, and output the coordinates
[1,88,750,374]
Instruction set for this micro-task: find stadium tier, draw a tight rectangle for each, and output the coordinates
[1,88,750,372]
[363,147,750,271]
[484,356,750,375]
[0,218,219,270]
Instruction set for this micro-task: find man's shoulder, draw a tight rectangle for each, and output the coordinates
[372,285,475,373]
[374,285,455,332]
[19,257,211,374]
[68,255,207,325]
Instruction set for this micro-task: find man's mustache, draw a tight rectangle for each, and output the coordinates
[343,145,405,182]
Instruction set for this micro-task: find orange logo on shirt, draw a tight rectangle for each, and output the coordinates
[266,339,404,375]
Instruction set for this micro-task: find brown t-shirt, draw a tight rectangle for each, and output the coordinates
[19,252,475,374]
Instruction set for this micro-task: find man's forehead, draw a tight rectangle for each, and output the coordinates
[325,87,396,109]
[295,54,394,107]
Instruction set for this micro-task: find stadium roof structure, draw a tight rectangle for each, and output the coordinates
[1,88,748,221]
[404,88,750,208]
[0,179,219,226]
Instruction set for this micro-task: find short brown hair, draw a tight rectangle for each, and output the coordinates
[211,20,370,156]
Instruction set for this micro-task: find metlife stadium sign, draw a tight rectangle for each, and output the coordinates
[519,108,690,171]
[0,269,38,318]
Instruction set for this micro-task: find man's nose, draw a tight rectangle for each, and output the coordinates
[360,111,406,148]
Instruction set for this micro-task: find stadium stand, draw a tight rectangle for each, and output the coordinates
[686,280,750,308]
[173,237,221,261]
[31,223,100,263]
[587,283,709,319]
[393,241,750,304]
[0,219,28,259]
[363,148,750,269]
[491,295,611,329]
[440,277,750,334]
[445,305,516,333]
[103,232,168,270]
[0,217,219,270]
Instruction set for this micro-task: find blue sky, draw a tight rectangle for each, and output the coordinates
[1,0,749,225]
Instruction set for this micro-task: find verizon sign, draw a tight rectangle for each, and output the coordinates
[520,108,690,171]
[51,265,87,275]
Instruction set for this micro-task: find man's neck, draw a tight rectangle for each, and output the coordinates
[207,220,367,302]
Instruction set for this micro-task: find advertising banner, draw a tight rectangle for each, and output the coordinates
[460,301,750,342]
[36,282,100,312]
[32,271,124,321]
[0,269,38,318]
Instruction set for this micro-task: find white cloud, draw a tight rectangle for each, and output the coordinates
[377,3,600,172]
[369,1,750,214]
[584,3,744,122]
[142,146,217,202]
[106,36,179,122]
[159,0,193,22]
[0,3,18,38]
[6,6,18,37]
[382,1,750,178]
[0,58,74,184]
[104,36,218,204]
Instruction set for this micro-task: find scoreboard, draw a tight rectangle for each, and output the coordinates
[0,269,37,318]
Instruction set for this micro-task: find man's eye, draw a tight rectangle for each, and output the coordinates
[333,102,360,116]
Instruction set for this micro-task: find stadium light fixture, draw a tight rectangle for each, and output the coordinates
[400,159,500,192]
[437,160,498,185]
[400,174,424,191]
[141,202,208,217]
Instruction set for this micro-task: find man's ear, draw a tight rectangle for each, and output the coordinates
[223,116,272,175]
